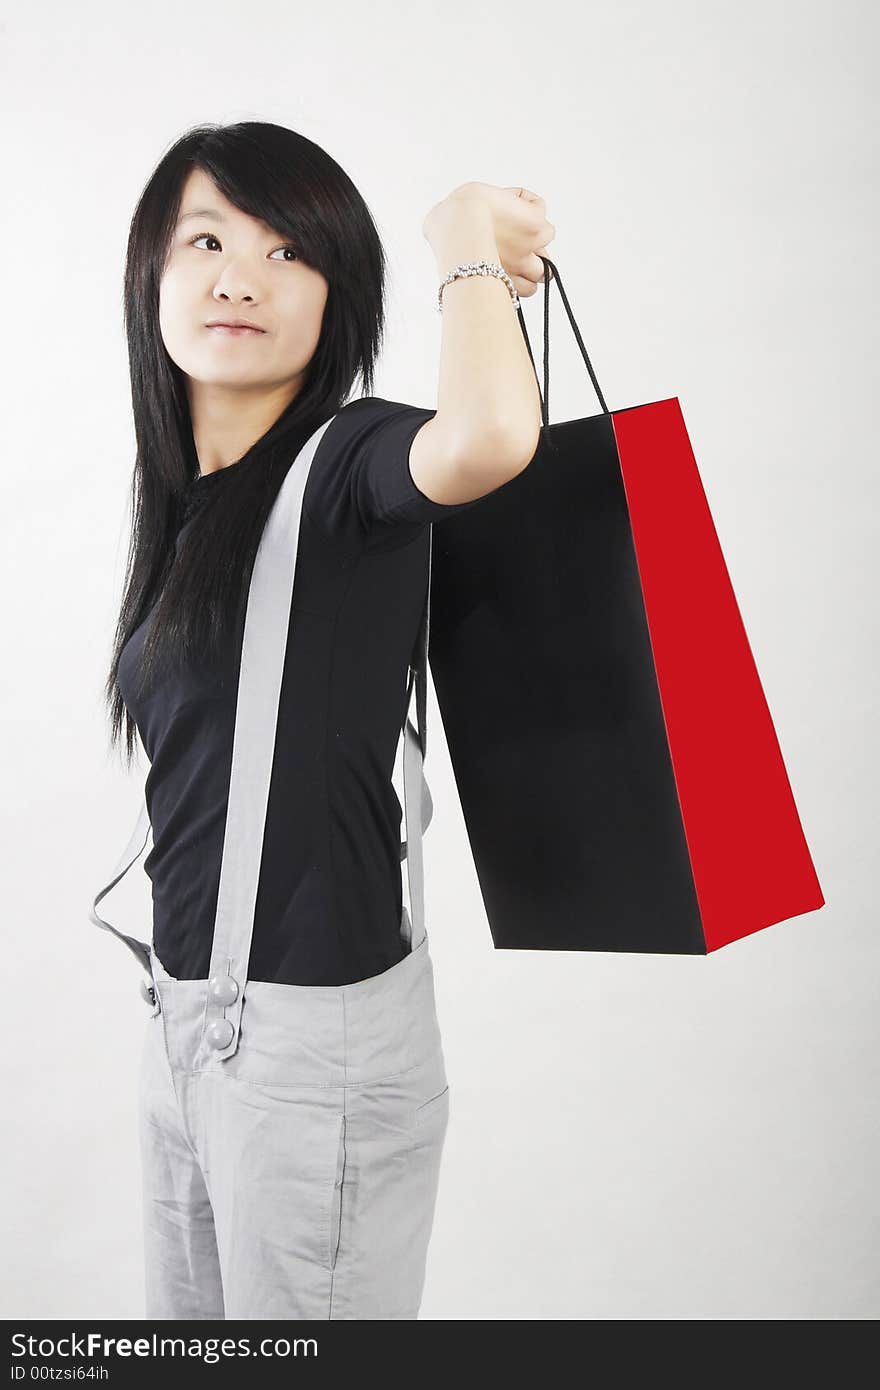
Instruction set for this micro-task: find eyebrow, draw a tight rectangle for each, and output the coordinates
[177,208,226,226]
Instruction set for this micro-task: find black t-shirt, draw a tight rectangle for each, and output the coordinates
[117,396,486,985]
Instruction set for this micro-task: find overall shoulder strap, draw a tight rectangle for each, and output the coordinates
[88,790,153,974]
[400,522,434,949]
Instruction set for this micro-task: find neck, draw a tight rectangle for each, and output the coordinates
[187,377,304,476]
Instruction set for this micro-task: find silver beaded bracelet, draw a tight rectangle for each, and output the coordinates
[437,259,520,314]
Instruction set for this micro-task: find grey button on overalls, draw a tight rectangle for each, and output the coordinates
[90,415,450,1320]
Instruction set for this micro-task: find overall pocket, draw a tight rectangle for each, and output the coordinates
[328,1112,347,1272]
[414,1084,450,1127]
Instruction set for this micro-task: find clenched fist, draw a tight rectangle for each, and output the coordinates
[423,182,556,301]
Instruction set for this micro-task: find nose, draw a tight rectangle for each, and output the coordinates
[212,264,260,303]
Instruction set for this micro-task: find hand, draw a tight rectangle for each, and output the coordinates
[423,182,556,300]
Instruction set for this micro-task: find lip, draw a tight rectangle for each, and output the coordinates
[206,320,266,334]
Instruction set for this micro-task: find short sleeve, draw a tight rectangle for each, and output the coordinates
[303,396,489,549]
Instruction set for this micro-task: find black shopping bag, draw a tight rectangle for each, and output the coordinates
[426,257,824,954]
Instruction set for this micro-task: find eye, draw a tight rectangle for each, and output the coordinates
[187,233,299,262]
[188,233,222,252]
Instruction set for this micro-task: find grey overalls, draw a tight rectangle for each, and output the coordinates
[89,415,450,1320]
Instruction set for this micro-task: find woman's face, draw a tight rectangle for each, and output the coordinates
[159,167,329,399]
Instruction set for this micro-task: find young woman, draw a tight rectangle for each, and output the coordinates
[98,120,553,1320]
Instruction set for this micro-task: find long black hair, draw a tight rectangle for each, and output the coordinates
[104,121,387,767]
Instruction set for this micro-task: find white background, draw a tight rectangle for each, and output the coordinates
[1,0,875,1320]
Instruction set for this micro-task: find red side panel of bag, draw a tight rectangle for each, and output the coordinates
[610,397,825,952]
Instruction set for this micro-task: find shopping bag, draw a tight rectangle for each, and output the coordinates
[426,256,824,954]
